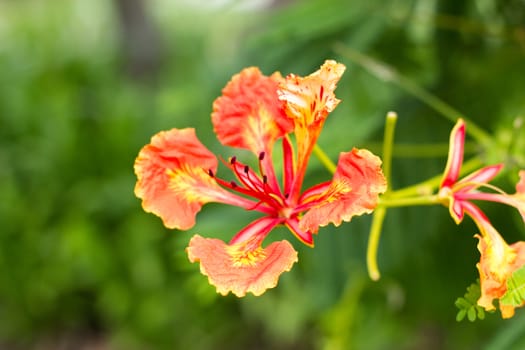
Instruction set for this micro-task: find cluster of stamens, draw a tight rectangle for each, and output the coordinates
[207,152,288,215]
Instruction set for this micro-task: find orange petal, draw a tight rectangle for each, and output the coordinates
[212,67,293,154]
[134,128,227,230]
[299,148,386,233]
[278,60,345,129]
[278,60,346,191]
[187,235,298,297]
[476,232,525,317]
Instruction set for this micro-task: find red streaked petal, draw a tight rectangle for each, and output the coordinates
[449,197,465,224]
[441,119,466,188]
[278,60,346,199]
[285,217,314,247]
[282,136,296,196]
[135,128,232,230]
[299,148,387,233]
[278,60,345,128]
[212,67,293,154]
[187,235,298,297]
[229,217,281,245]
[456,164,503,192]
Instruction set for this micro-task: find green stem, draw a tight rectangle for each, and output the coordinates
[333,43,492,146]
[367,207,386,281]
[379,194,441,208]
[313,143,337,174]
[382,111,397,193]
[388,156,484,199]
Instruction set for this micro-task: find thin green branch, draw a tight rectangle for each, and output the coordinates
[382,111,397,193]
[388,156,484,199]
[313,143,337,174]
[379,194,441,208]
[367,207,386,281]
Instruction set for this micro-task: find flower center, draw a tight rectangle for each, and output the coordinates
[208,151,287,215]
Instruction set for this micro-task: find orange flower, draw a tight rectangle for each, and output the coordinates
[475,218,525,318]
[438,119,525,225]
[134,60,386,296]
[438,119,525,317]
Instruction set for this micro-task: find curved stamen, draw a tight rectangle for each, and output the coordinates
[216,155,287,210]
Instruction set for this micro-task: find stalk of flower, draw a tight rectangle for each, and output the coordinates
[134,60,386,297]
[438,118,525,317]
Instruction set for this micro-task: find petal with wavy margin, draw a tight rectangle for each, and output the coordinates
[299,148,386,233]
[187,235,298,297]
[212,67,293,154]
[476,233,525,318]
[278,60,345,128]
[134,128,228,230]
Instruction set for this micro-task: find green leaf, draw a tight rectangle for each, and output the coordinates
[467,307,477,322]
[455,280,488,322]
[500,265,525,308]
[456,309,467,322]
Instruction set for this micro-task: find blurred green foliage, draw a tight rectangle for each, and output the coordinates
[1,0,525,349]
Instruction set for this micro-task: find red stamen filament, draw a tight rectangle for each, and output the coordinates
[211,155,287,212]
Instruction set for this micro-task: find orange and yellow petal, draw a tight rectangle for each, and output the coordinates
[134,128,228,230]
[187,235,298,297]
[476,232,525,318]
[299,148,387,233]
[211,67,293,154]
[278,60,345,129]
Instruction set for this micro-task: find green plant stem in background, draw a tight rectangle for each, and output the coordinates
[388,156,484,199]
[382,111,397,193]
[367,207,386,281]
[333,43,492,146]
[313,143,337,174]
[366,111,397,280]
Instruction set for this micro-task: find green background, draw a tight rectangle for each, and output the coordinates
[1,0,524,349]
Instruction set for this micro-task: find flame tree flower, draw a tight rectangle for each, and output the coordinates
[438,119,525,225]
[438,119,525,317]
[134,60,387,297]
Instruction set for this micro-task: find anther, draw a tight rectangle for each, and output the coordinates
[230,156,237,164]
[230,181,237,188]
[208,169,214,177]
[244,165,249,174]
[262,175,267,184]
[259,152,265,161]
